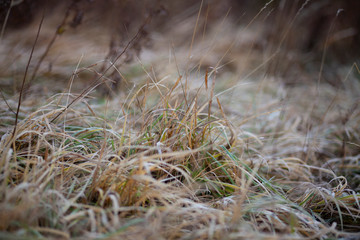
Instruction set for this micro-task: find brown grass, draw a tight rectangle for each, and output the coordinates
[1,1,360,239]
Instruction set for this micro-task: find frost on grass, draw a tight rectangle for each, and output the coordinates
[1,1,360,239]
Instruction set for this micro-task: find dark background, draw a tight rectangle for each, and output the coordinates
[2,0,359,58]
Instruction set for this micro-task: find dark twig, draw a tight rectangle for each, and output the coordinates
[50,16,153,124]
[12,12,44,137]
[28,1,75,85]
[0,87,15,114]
[0,0,12,42]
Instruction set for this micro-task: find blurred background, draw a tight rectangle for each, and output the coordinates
[2,0,359,55]
[1,0,359,94]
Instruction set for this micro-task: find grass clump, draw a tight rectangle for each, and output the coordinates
[1,1,360,239]
[1,65,359,239]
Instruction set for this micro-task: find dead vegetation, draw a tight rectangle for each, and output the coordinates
[0,0,360,239]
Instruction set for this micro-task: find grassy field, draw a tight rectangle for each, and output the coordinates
[1,1,360,239]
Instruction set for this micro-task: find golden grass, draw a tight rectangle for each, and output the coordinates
[1,1,360,239]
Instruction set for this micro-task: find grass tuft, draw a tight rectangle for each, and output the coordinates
[1,1,360,239]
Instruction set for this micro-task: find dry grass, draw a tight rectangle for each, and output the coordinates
[1,1,360,239]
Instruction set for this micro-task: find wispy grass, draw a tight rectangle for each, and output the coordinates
[1,1,360,239]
